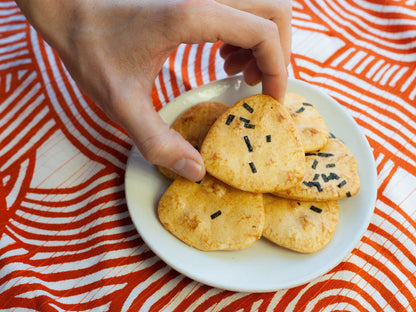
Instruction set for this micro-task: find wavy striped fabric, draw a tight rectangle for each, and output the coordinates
[1,0,415,311]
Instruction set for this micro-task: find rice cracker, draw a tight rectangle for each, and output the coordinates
[158,174,264,251]
[200,94,305,193]
[263,194,339,253]
[274,137,360,201]
[157,101,228,179]
[284,92,329,152]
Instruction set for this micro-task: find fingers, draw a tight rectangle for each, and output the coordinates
[140,126,206,182]
[222,48,253,75]
[249,27,287,103]
[243,59,262,86]
[211,0,291,102]
[109,85,205,182]
[178,0,288,102]
[210,1,288,102]
[216,0,292,66]
[56,0,291,182]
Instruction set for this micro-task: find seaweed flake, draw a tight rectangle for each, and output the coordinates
[243,103,254,113]
[244,135,253,152]
[317,152,334,157]
[303,181,323,192]
[337,180,347,188]
[310,205,322,213]
[239,117,250,124]
[249,162,257,173]
[296,107,305,113]
[210,210,222,219]
[225,114,235,125]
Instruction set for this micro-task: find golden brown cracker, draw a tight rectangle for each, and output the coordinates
[262,194,339,253]
[274,137,360,201]
[200,94,305,193]
[158,101,228,179]
[158,174,264,251]
[284,92,329,152]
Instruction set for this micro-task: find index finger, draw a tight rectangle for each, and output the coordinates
[249,27,287,102]
[216,0,292,67]
[178,1,288,102]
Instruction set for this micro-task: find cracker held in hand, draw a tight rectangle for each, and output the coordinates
[284,92,329,152]
[158,174,264,251]
[200,94,305,193]
[262,194,339,253]
[158,101,228,179]
[274,137,360,201]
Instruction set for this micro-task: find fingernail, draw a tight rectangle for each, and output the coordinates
[172,158,205,181]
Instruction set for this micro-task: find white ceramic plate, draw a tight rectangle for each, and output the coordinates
[125,76,377,292]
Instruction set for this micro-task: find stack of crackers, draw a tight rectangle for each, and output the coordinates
[157,93,360,253]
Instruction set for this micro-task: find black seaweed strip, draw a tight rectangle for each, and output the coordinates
[239,117,250,123]
[244,123,255,129]
[296,107,305,113]
[305,152,317,156]
[314,181,323,192]
[249,162,257,173]
[244,136,253,152]
[328,172,340,180]
[346,191,351,197]
[303,181,323,192]
[266,135,272,142]
[326,163,336,168]
[318,152,334,157]
[210,210,222,219]
[302,102,313,106]
[312,159,318,169]
[243,103,254,113]
[313,173,320,181]
[321,174,329,182]
[337,180,347,188]
[310,205,322,213]
[225,114,235,125]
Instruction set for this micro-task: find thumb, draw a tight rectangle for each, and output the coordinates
[112,91,206,182]
[139,124,206,182]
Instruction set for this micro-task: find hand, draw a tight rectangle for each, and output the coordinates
[15,0,291,181]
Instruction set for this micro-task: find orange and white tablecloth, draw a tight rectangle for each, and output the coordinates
[1,1,415,311]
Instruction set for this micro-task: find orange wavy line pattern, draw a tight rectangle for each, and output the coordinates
[0,1,415,311]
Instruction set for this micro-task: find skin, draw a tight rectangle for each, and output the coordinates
[15,0,292,181]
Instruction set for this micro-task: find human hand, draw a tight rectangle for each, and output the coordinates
[15,0,291,181]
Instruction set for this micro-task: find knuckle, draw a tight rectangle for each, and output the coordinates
[171,0,204,23]
[272,0,292,23]
[162,0,204,40]
[262,19,279,37]
[168,0,217,35]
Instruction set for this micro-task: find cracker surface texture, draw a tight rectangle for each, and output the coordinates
[201,94,305,193]
[158,174,264,251]
[262,194,339,253]
[284,92,329,152]
[274,137,360,201]
[158,101,228,179]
